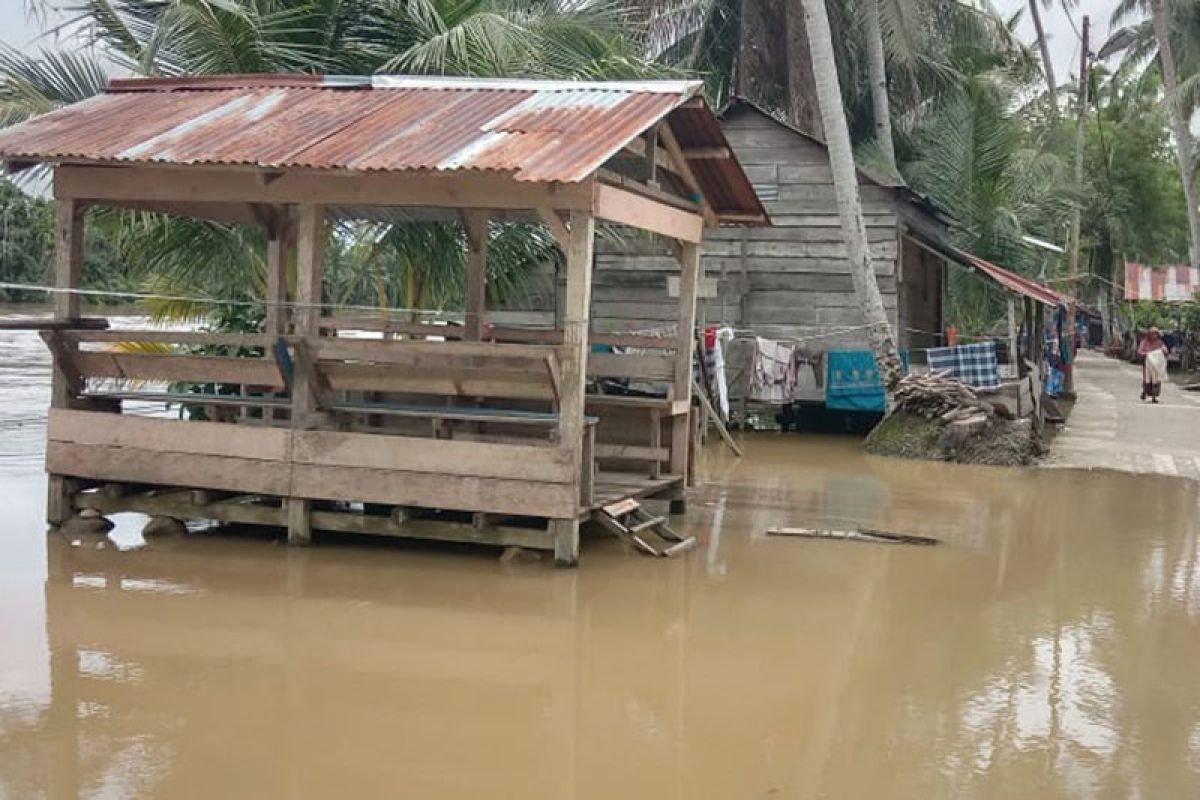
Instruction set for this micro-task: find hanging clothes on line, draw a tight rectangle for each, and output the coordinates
[926,341,1001,390]
[703,326,736,419]
[749,336,799,403]
[795,347,825,389]
[825,350,885,411]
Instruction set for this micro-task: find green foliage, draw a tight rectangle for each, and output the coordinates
[5,0,651,322]
[0,181,143,302]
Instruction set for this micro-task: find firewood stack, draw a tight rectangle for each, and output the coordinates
[894,370,993,426]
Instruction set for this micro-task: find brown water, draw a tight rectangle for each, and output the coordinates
[2,318,1200,798]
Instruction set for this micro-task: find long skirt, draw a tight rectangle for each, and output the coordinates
[1143,350,1168,399]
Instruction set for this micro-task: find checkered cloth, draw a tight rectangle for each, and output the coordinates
[926,341,1001,389]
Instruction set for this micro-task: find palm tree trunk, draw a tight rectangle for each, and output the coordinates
[783,0,823,137]
[799,0,903,394]
[1028,0,1058,115]
[1152,0,1200,267]
[862,0,895,167]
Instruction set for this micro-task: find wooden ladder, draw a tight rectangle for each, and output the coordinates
[593,498,697,558]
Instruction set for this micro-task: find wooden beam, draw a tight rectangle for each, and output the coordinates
[644,122,662,185]
[593,184,703,243]
[48,197,84,524]
[536,207,570,251]
[53,198,83,325]
[293,203,325,433]
[554,209,595,566]
[597,169,702,213]
[670,242,701,479]
[54,165,595,212]
[98,199,259,226]
[681,147,732,160]
[462,209,489,340]
[658,124,718,227]
[265,205,292,338]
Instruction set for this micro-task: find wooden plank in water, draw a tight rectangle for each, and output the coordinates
[46,442,290,496]
[290,464,578,519]
[292,429,573,484]
[48,409,291,461]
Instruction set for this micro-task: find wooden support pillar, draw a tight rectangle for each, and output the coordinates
[669,241,701,484]
[286,497,312,548]
[463,210,489,340]
[287,203,324,545]
[553,209,595,568]
[47,198,85,525]
[265,206,292,338]
[1006,297,1018,379]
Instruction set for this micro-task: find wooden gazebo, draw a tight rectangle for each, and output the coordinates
[0,74,767,566]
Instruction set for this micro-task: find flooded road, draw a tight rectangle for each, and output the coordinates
[2,318,1200,798]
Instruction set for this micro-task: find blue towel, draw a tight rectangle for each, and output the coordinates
[826,350,885,412]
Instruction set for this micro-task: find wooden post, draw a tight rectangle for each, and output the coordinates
[1006,297,1018,379]
[463,210,489,340]
[669,242,701,488]
[47,198,85,524]
[553,209,595,567]
[287,203,324,546]
[265,207,292,338]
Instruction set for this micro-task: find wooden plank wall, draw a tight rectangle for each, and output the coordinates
[516,105,920,403]
[46,410,579,519]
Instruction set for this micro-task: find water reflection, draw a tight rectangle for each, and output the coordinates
[0,320,1198,797]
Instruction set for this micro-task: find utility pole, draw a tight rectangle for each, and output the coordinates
[1065,14,1089,395]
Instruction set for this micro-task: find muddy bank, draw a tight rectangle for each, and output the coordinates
[864,410,1041,466]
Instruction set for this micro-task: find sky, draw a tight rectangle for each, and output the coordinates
[0,0,1130,79]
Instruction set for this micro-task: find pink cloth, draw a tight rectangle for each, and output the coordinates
[1138,335,1166,356]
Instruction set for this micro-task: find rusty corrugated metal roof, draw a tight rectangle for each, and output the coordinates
[0,74,768,222]
[1124,262,1199,302]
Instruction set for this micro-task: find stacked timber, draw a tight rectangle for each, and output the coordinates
[893,370,1015,443]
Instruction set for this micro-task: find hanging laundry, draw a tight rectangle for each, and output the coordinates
[708,326,735,419]
[795,347,826,389]
[825,350,885,411]
[926,341,1001,390]
[749,337,799,403]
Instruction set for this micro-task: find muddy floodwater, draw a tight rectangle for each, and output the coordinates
[2,316,1200,798]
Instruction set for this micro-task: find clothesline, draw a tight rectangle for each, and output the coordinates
[0,281,454,317]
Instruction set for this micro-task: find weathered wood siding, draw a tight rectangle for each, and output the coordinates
[505,104,943,404]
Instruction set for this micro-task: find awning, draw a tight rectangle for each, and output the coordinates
[952,249,1067,308]
[905,229,1067,307]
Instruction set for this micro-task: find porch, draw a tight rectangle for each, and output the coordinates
[1,74,768,565]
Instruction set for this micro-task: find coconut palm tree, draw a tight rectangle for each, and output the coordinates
[800,0,903,394]
[1102,0,1200,267]
[6,0,656,322]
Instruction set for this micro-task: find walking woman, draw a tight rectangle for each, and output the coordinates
[1139,327,1169,403]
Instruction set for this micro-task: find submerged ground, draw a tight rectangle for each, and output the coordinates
[1,318,1199,798]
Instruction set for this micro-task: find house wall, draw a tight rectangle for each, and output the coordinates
[503,105,946,405]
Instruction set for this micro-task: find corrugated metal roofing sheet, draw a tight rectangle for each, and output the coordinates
[0,74,767,222]
[1124,262,1199,302]
[956,250,1066,308]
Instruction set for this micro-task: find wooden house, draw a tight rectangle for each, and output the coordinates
[0,74,767,566]
[573,98,953,408]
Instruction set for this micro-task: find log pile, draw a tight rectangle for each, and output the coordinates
[894,370,987,420]
[893,370,1016,441]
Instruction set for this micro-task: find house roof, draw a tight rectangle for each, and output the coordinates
[718,96,949,222]
[1124,262,1199,302]
[0,74,767,223]
[954,249,1067,308]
